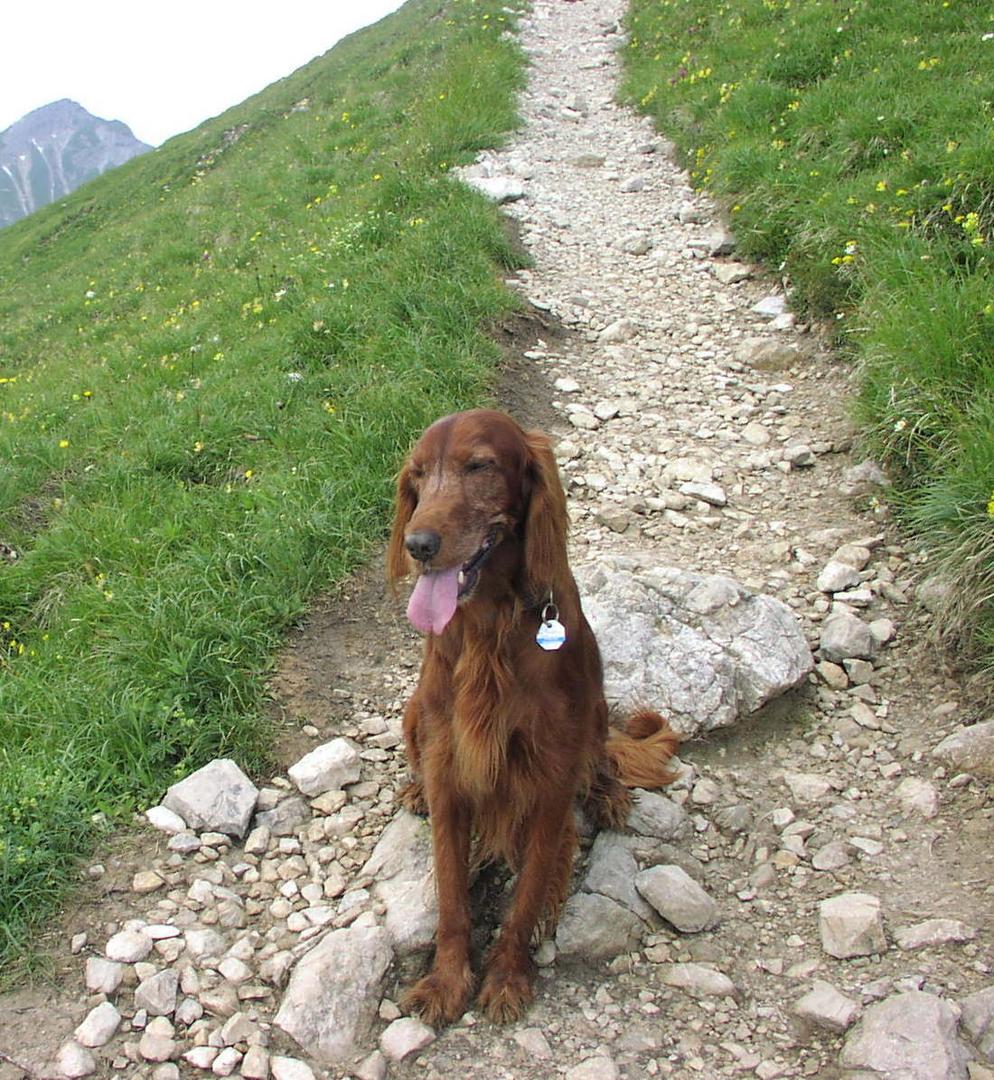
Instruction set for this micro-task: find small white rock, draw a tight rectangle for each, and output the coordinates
[74,1002,121,1048]
[145,805,188,834]
[57,1042,97,1079]
[105,928,153,963]
[380,1017,436,1062]
[270,1057,317,1080]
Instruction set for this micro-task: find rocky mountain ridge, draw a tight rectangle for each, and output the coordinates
[0,99,150,228]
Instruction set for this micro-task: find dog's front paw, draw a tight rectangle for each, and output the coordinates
[478,965,534,1024]
[402,962,474,1027]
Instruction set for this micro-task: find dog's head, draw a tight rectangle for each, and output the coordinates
[387,409,569,634]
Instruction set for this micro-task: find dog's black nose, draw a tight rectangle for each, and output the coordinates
[405,530,441,563]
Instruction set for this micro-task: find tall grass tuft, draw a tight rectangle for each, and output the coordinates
[0,0,526,968]
[622,0,994,673]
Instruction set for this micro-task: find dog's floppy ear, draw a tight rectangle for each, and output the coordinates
[387,460,417,584]
[522,429,570,601]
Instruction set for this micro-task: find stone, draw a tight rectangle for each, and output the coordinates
[741,421,772,447]
[85,956,124,994]
[241,1047,270,1080]
[566,1057,620,1080]
[465,176,525,203]
[736,339,804,371]
[554,376,580,393]
[819,611,876,662]
[555,892,643,960]
[244,824,271,855]
[894,776,939,818]
[752,294,788,317]
[599,318,637,343]
[816,660,849,690]
[162,758,258,839]
[635,865,717,932]
[575,558,812,737]
[135,969,179,1016]
[572,153,606,168]
[254,796,309,836]
[355,1051,388,1080]
[106,928,153,963]
[960,985,994,1060]
[893,918,976,951]
[185,1047,218,1069]
[792,980,861,1032]
[818,892,886,959]
[271,1058,316,1080]
[620,232,652,255]
[218,1012,255,1047]
[834,543,872,570]
[817,561,862,594]
[595,506,633,533]
[274,925,393,1065]
[679,481,727,507]
[379,1017,436,1062]
[133,870,165,894]
[620,176,646,192]
[782,771,833,802]
[784,444,815,468]
[212,1048,243,1076]
[659,963,736,998]
[811,840,852,872]
[145,805,188,834]
[362,810,437,954]
[288,738,360,796]
[714,262,751,285]
[706,227,736,256]
[583,832,653,919]
[841,459,889,495]
[185,927,226,959]
[627,789,691,841]
[840,991,969,1080]
[933,722,994,780]
[74,1001,121,1047]
[569,410,601,432]
[139,1017,176,1063]
[56,1042,97,1079]
[514,1029,553,1058]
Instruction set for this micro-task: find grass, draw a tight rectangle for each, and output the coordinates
[621,0,994,665]
[0,0,526,969]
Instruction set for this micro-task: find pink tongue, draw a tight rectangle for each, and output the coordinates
[407,568,461,635]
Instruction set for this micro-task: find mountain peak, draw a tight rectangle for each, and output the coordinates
[0,99,150,228]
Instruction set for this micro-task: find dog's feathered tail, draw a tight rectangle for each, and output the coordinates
[605,709,682,789]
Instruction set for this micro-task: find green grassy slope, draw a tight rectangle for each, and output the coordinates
[621,0,994,666]
[0,0,525,966]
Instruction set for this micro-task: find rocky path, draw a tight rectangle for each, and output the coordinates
[5,2,994,1079]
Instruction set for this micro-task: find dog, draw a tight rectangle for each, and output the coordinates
[387,408,680,1024]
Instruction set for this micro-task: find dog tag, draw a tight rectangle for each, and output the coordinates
[536,603,566,651]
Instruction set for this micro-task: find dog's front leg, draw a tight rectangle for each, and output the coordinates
[401,782,474,1025]
[478,789,576,1023]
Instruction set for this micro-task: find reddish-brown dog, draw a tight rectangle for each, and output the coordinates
[388,409,680,1025]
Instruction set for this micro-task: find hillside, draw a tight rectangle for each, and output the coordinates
[0,99,150,228]
[0,0,525,965]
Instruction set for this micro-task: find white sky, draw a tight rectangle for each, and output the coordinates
[0,1,407,147]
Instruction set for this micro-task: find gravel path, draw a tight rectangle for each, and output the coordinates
[4,3,993,1080]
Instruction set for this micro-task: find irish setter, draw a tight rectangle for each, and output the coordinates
[387,408,680,1025]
